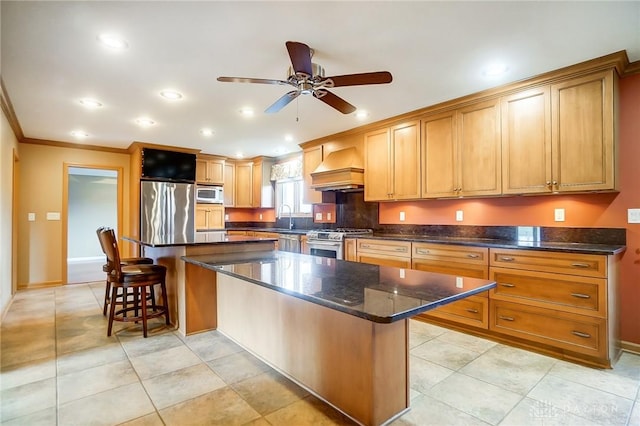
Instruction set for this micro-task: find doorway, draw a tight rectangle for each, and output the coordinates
[64,165,120,284]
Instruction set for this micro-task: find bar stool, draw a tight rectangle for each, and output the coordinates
[98,228,170,337]
[96,227,154,316]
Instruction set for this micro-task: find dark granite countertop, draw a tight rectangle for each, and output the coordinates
[182,251,496,323]
[350,233,625,255]
[224,227,309,236]
[124,234,277,248]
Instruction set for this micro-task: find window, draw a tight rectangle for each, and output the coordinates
[275,179,312,216]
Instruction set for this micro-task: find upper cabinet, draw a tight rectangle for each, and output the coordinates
[235,161,253,207]
[196,155,225,185]
[223,162,235,206]
[502,69,617,194]
[422,99,501,198]
[224,158,274,208]
[364,120,421,201]
[551,69,616,192]
[302,145,323,204]
[252,157,275,208]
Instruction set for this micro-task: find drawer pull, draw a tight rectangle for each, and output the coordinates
[571,293,591,299]
[361,244,371,248]
[571,331,592,339]
[499,256,515,262]
[395,247,408,252]
[466,254,480,259]
[500,283,516,288]
[499,315,515,321]
[571,263,591,269]
[465,308,479,314]
[416,249,429,255]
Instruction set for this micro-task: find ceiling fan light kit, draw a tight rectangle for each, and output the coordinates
[217,41,392,115]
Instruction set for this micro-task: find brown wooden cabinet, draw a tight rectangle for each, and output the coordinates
[302,145,324,204]
[489,248,618,367]
[195,204,224,230]
[224,163,235,206]
[412,243,489,328]
[355,239,412,268]
[235,161,253,207]
[251,157,274,208]
[502,69,617,195]
[421,99,501,198]
[344,238,356,261]
[364,121,421,201]
[196,155,225,185]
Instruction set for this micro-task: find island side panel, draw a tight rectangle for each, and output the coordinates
[216,273,409,426]
[184,262,217,334]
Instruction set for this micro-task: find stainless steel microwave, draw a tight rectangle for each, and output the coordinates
[196,185,224,204]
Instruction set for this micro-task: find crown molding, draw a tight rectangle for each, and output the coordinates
[0,77,25,140]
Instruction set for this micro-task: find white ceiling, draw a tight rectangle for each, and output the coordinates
[2,1,639,159]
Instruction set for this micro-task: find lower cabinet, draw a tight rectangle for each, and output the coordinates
[195,204,224,230]
[350,239,620,368]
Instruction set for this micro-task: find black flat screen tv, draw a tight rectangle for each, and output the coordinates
[141,148,196,182]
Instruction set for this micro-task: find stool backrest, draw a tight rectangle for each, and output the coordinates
[98,228,123,280]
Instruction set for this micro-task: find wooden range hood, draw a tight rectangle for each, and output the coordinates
[310,147,364,192]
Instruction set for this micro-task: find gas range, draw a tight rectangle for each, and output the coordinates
[306,228,373,242]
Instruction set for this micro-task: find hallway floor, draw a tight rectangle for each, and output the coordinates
[1,283,639,425]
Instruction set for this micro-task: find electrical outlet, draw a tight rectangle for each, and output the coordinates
[259,213,263,220]
[399,211,405,221]
[554,208,565,222]
[46,212,60,221]
[327,213,332,221]
[224,214,229,221]
[628,209,640,223]
[456,210,463,221]
[456,277,464,288]
[28,213,35,222]
[315,212,322,221]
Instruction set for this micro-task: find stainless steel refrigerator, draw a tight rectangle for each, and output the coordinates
[140,180,195,245]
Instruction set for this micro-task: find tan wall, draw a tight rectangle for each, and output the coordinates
[1,107,20,316]
[17,143,131,287]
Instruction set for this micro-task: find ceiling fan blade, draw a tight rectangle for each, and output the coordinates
[324,71,393,87]
[265,90,301,114]
[217,76,290,85]
[313,90,356,114]
[286,41,313,77]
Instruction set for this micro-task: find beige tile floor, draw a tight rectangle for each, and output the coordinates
[1,282,639,426]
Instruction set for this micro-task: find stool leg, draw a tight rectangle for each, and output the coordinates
[107,286,118,337]
[160,279,170,325]
[103,279,111,316]
[140,285,148,338]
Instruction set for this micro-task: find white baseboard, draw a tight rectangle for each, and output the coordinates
[67,256,105,264]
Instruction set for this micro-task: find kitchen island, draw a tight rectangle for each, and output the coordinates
[124,234,277,336]
[182,251,496,426]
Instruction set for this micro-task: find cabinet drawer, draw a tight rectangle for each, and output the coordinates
[412,243,488,265]
[357,239,411,257]
[422,295,488,329]
[356,254,412,269]
[490,248,606,278]
[412,259,488,279]
[490,300,607,358]
[490,267,605,317]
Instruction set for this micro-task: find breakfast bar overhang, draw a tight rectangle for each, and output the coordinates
[182,251,496,426]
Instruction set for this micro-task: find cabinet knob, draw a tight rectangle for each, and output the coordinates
[552,180,558,186]
[571,330,592,339]
[546,181,552,186]
[499,315,515,322]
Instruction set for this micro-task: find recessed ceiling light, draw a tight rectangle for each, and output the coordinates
[70,130,89,139]
[240,108,254,117]
[135,117,155,127]
[160,90,183,100]
[355,110,369,120]
[236,152,244,158]
[97,33,128,50]
[200,128,214,136]
[482,63,509,77]
[284,134,294,142]
[79,98,103,108]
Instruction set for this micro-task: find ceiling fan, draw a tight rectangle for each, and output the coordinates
[217,41,393,114]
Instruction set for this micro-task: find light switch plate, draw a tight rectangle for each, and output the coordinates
[315,212,322,220]
[28,213,36,222]
[554,208,565,222]
[46,212,60,221]
[628,208,640,223]
[224,214,229,221]
[327,213,332,221]
[259,213,263,220]
[399,211,405,221]
[456,277,464,288]
[456,210,463,221]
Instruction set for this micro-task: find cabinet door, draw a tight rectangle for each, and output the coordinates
[364,128,391,201]
[421,111,457,198]
[235,162,253,207]
[391,121,421,199]
[208,205,225,229]
[303,146,324,204]
[551,69,616,192]
[457,99,502,196]
[501,87,552,194]
[195,205,209,230]
[224,163,235,206]
[196,159,209,184]
[208,160,225,185]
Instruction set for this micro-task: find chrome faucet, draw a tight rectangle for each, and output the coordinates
[281,204,293,230]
